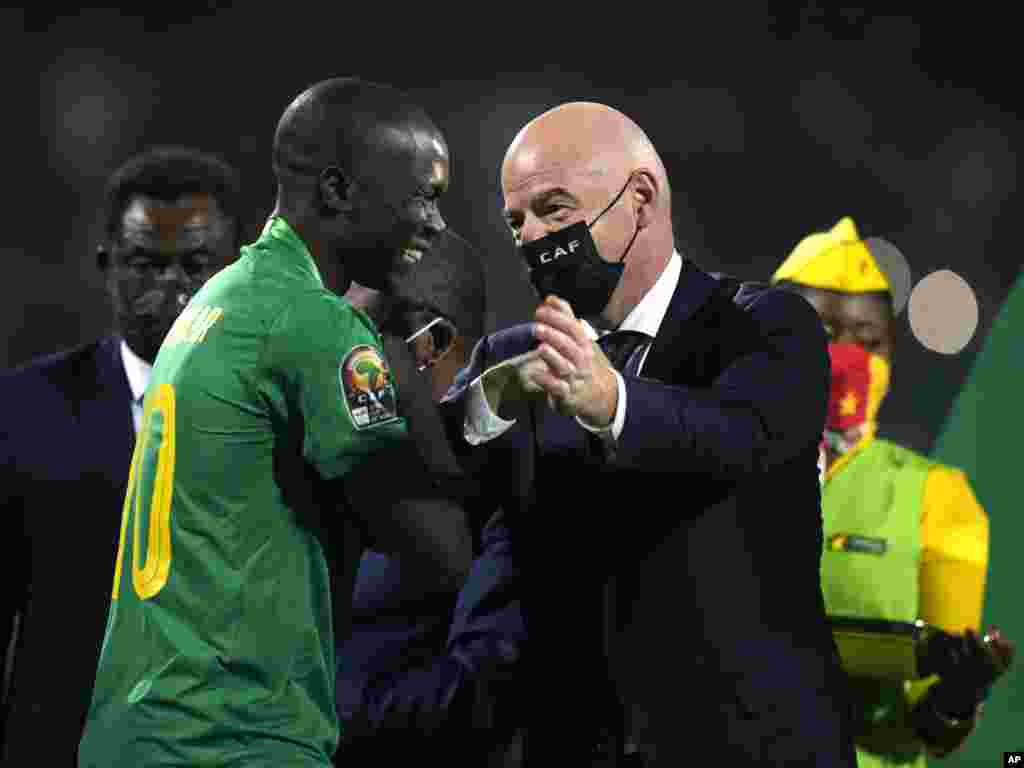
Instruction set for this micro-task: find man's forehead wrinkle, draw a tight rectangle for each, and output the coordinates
[506,158,615,206]
[504,144,601,186]
[118,196,229,249]
[506,165,573,194]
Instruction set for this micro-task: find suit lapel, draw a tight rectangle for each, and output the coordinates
[641,260,719,384]
[533,262,721,459]
[73,335,135,481]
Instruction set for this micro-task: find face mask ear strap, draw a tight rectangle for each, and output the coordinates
[618,221,641,264]
[587,174,634,228]
[404,315,447,345]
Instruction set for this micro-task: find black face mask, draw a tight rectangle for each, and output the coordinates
[518,176,640,318]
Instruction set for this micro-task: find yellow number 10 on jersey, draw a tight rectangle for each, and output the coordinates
[111,383,176,601]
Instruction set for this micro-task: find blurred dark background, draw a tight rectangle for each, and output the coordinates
[10,7,1021,455]
[7,5,1021,765]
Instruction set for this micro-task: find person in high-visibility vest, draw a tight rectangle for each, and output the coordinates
[772,216,1012,766]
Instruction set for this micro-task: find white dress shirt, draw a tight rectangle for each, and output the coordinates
[120,339,152,435]
[464,250,683,445]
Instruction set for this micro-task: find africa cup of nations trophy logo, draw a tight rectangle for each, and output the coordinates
[340,345,399,429]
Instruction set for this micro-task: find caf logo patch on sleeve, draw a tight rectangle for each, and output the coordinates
[339,344,400,429]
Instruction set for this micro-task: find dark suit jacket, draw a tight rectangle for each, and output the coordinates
[333,331,529,766]
[0,335,135,766]
[335,516,525,766]
[443,259,857,767]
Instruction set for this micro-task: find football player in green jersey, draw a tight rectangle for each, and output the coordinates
[78,77,471,768]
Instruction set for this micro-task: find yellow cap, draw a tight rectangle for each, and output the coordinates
[772,217,891,295]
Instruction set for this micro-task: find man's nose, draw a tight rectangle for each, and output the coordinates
[519,214,548,245]
[156,262,189,285]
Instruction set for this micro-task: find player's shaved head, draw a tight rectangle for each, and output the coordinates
[274,77,442,192]
[269,77,451,294]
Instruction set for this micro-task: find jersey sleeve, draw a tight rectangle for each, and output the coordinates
[918,465,989,633]
[267,291,408,480]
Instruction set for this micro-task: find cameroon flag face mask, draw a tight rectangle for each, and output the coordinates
[824,342,891,455]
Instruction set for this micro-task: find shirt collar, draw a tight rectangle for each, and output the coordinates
[582,250,682,340]
[619,250,682,336]
[120,339,152,404]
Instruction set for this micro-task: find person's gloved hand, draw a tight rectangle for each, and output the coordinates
[918,627,1015,718]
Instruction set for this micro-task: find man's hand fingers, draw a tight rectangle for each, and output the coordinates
[534,322,587,370]
[516,354,552,383]
[515,355,557,395]
[515,361,547,395]
[535,342,577,380]
[543,294,578,319]
[535,305,588,344]
[530,369,571,401]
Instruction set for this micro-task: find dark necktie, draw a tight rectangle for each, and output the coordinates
[589,333,651,766]
[597,329,652,376]
[584,329,652,465]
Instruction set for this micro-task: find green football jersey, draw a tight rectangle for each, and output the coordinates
[78,217,407,767]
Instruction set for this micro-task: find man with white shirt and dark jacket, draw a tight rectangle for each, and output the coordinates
[441,102,857,766]
[0,146,242,766]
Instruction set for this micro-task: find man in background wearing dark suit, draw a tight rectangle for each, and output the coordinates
[0,146,243,766]
[336,229,527,767]
[444,102,857,766]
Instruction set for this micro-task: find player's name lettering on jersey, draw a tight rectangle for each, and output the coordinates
[165,305,224,346]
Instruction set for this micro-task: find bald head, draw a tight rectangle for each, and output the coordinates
[274,77,443,186]
[502,102,669,204]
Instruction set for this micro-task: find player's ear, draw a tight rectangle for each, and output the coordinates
[319,166,356,216]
